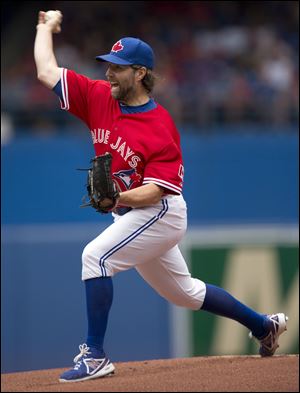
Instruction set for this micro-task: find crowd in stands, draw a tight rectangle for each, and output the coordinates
[1,1,299,139]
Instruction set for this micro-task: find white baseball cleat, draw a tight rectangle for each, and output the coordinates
[249,313,288,357]
[59,343,115,383]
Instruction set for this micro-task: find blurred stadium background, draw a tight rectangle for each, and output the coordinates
[1,1,299,373]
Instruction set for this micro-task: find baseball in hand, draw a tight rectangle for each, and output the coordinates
[44,10,62,33]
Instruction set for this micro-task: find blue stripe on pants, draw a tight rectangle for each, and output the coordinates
[99,199,169,276]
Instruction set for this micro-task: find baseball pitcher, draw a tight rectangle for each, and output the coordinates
[34,10,288,383]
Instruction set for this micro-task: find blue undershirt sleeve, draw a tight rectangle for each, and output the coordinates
[53,79,63,100]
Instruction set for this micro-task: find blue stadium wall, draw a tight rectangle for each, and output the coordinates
[1,128,298,372]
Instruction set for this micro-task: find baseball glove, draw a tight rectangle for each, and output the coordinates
[79,153,119,214]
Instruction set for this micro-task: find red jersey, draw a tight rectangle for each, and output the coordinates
[59,68,184,195]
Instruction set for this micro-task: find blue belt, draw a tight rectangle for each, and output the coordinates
[114,207,132,216]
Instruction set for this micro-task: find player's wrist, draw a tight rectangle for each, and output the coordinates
[36,23,53,32]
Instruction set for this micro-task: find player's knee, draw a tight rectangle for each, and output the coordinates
[82,243,101,280]
[168,280,206,310]
[176,296,202,310]
[82,243,94,268]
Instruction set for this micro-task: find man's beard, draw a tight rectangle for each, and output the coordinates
[111,83,136,104]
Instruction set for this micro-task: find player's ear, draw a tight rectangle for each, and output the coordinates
[134,66,147,81]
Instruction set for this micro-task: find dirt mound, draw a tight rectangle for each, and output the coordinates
[1,355,299,392]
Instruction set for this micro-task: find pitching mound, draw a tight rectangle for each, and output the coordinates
[1,355,299,392]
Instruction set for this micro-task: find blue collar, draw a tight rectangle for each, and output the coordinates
[119,98,157,114]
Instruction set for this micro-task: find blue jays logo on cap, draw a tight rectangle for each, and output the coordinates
[111,40,124,53]
[96,37,154,69]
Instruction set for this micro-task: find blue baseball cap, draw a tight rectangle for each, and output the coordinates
[96,37,154,69]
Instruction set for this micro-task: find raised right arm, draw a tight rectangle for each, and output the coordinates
[34,11,62,89]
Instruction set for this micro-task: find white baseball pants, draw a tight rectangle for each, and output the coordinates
[82,194,206,310]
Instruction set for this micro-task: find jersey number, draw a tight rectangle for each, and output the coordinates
[178,164,184,180]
